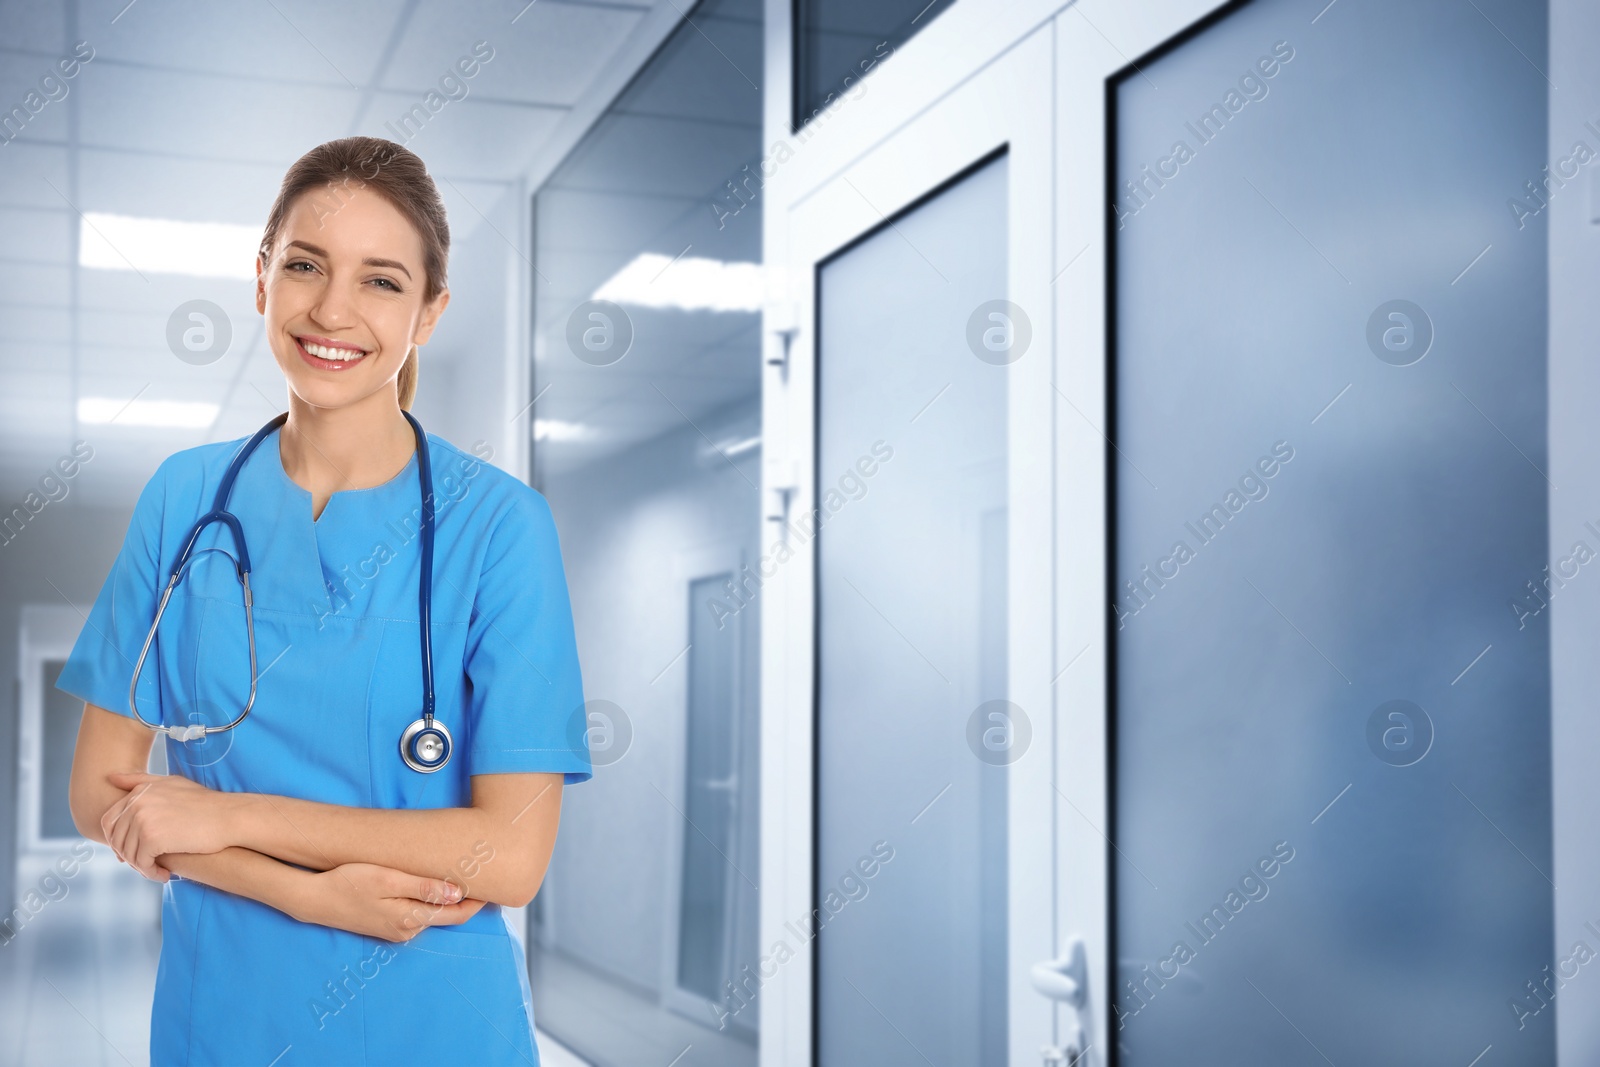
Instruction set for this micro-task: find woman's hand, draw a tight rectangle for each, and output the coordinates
[102,771,241,881]
[299,862,486,942]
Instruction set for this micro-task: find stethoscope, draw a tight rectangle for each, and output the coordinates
[127,410,453,773]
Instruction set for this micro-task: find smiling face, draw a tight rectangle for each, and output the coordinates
[256,182,448,412]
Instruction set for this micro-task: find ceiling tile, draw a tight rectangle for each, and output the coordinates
[0,3,68,54]
[77,63,360,163]
[360,92,564,182]
[0,140,71,210]
[383,0,646,109]
[82,0,402,85]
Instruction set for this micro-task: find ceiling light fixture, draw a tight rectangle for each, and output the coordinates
[78,397,220,429]
[532,418,593,442]
[592,252,763,313]
[79,212,262,279]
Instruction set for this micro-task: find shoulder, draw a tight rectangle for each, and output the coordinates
[424,433,558,540]
[135,435,253,515]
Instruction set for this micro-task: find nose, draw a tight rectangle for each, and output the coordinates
[307,274,360,331]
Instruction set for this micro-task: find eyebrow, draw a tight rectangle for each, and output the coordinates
[285,240,413,280]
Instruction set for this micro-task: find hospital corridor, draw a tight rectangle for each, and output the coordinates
[3,0,1599,1064]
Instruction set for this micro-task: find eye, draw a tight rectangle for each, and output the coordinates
[370,276,402,293]
[284,259,316,273]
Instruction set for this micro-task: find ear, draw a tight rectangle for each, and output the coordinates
[255,253,268,315]
[411,287,451,347]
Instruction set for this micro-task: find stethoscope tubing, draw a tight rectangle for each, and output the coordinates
[126,411,439,759]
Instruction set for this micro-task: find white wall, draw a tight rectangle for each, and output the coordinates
[410,181,525,467]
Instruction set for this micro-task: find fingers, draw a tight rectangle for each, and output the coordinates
[104,803,131,862]
[121,821,160,881]
[421,899,484,927]
[100,793,131,851]
[107,783,153,862]
[413,877,464,906]
[389,906,433,943]
[131,827,162,879]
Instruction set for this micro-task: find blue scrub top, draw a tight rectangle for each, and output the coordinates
[56,423,591,1066]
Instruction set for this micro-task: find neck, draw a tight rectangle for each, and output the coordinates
[277,389,416,495]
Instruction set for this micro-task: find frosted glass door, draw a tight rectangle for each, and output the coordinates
[815,154,1009,1066]
[1111,0,1551,1063]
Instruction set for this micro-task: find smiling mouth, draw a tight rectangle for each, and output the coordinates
[295,335,370,370]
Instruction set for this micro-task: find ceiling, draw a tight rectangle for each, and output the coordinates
[531,0,765,481]
[0,0,661,508]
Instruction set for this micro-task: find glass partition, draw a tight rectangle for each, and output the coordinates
[791,0,955,130]
[527,0,763,1062]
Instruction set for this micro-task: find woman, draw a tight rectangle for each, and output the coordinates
[59,136,591,1066]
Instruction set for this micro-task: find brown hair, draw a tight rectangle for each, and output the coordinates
[257,136,450,410]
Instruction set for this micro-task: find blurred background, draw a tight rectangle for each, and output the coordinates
[3,0,1600,1064]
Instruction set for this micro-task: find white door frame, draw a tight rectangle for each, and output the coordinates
[662,540,759,1039]
[759,7,1059,1065]
[1051,2,1241,1060]
[16,604,89,857]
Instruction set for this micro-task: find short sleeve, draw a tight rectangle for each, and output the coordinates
[55,457,170,720]
[463,489,592,783]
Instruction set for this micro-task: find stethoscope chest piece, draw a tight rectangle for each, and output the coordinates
[400,716,452,773]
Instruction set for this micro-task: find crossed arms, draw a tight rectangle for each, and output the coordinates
[68,703,564,942]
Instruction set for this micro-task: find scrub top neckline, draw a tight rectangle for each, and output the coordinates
[271,425,421,524]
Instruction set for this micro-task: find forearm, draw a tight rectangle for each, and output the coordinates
[225,784,555,908]
[160,847,315,921]
[159,848,484,941]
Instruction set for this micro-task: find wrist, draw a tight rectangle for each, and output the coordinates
[283,867,326,925]
[224,791,264,851]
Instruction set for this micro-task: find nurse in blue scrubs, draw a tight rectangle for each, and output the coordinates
[59,135,591,1066]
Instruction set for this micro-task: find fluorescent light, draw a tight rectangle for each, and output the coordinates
[533,418,592,442]
[79,212,262,279]
[592,253,762,313]
[719,434,761,457]
[78,397,219,429]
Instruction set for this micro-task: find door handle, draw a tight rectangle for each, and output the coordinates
[1033,936,1090,1066]
[1031,935,1087,1007]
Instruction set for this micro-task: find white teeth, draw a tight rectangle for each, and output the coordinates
[302,340,366,362]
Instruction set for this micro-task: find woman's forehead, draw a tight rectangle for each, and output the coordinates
[280,186,422,260]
